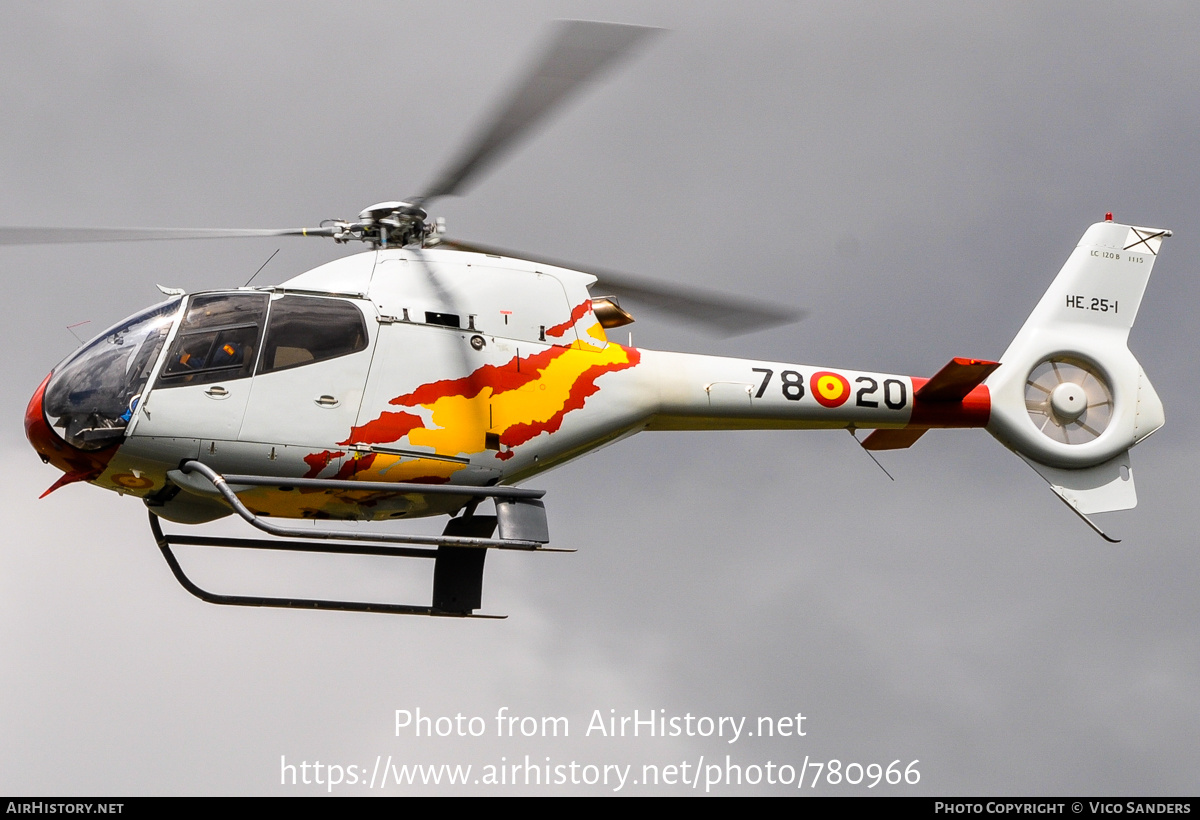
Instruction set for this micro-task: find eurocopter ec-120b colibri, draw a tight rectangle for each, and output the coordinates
[15,22,1168,618]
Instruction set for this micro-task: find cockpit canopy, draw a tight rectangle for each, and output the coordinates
[43,297,181,450]
[42,291,371,452]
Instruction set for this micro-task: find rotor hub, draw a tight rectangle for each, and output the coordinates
[1024,356,1114,445]
[1049,382,1087,422]
[324,201,434,248]
[358,201,428,223]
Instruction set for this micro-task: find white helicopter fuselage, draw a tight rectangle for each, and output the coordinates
[28,247,959,524]
[28,220,1164,538]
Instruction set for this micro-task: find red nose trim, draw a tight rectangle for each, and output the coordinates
[25,373,119,496]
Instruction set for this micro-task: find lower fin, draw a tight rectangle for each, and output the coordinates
[1020,451,1136,543]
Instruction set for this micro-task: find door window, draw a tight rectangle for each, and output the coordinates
[156,293,268,388]
[258,296,368,374]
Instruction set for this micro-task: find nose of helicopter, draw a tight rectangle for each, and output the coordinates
[25,373,117,496]
[25,373,60,463]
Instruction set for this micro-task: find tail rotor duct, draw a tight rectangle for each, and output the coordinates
[1024,356,1113,445]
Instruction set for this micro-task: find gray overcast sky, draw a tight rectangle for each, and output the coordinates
[2,1,1198,795]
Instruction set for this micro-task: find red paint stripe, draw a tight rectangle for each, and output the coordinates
[339,411,425,447]
[908,379,991,428]
[391,346,567,407]
[302,450,343,479]
[343,343,642,461]
[495,347,641,459]
[334,452,377,480]
[545,300,592,338]
[348,347,577,448]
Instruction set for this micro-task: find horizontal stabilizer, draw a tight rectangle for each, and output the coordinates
[860,357,998,450]
[916,357,1000,402]
[861,428,927,450]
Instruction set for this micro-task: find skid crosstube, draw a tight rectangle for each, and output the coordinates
[148,461,558,618]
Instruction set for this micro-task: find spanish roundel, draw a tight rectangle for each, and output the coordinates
[810,371,850,408]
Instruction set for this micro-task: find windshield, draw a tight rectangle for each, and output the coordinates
[44,298,182,450]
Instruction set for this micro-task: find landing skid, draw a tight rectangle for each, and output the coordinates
[148,460,563,618]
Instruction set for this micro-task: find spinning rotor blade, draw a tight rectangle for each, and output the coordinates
[593,268,802,336]
[418,21,661,204]
[2,23,661,253]
[0,226,335,246]
[437,238,802,336]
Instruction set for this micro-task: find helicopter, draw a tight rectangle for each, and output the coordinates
[15,21,1169,618]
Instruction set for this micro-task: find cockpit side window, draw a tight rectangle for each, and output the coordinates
[258,296,368,374]
[156,293,268,388]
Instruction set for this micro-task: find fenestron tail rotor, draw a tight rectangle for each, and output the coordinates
[1024,357,1113,445]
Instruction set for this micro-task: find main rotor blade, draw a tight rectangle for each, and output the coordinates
[418,21,661,205]
[437,239,803,336]
[591,269,803,336]
[0,226,335,246]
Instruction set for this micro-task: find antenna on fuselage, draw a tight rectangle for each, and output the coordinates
[245,248,281,287]
[849,428,895,481]
[65,319,90,346]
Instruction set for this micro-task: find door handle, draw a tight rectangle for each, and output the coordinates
[205,386,230,399]
[315,395,340,408]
